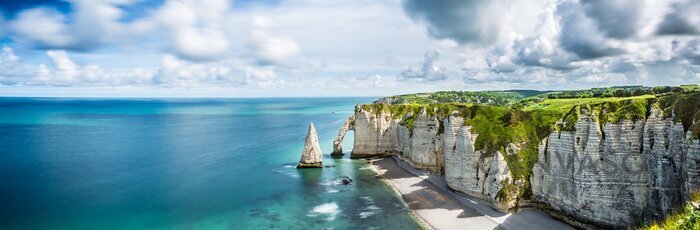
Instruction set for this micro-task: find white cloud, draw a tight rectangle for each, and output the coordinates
[11,0,140,50]
[12,8,75,49]
[487,3,577,71]
[1,46,18,63]
[155,0,232,60]
[575,73,628,83]
[29,50,155,86]
[0,0,699,96]
[154,54,232,87]
[400,50,447,81]
[244,66,281,87]
[249,15,300,65]
[0,46,22,85]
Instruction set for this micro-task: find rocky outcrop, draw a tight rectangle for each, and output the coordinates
[350,106,446,171]
[350,106,402,158]
[531,108,700,228]
[331,116,355,156]
[400,108,445,171]
[297,122,323,168]
[349,106,517,210]
[443,116,517,211]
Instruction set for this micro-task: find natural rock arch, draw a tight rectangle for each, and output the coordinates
[331,116,355,156]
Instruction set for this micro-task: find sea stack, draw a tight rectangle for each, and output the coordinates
[297,122,323,168]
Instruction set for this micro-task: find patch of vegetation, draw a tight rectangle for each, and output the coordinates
[375,90,549,106]
[557,106,580,132]
[522,95,656,114]
[638,193,700,230]
[542,85,687,99]
[496,177,520,203]
[657,91,700,139]
[601,98,651,124]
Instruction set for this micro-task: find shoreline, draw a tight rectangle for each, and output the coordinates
[369,156,573,230]
[368,157,502,229]
[367,158,435,230]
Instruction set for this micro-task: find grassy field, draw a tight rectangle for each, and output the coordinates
[522,95,656,114]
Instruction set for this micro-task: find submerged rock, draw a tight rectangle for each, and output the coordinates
[337,176,353,186]
[297,122,323,168]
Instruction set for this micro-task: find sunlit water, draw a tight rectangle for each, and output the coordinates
[0,97,420,230]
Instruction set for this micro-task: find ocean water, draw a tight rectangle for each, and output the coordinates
[0,97,421,230]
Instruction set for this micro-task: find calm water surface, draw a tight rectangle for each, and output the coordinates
[0,97,421,230]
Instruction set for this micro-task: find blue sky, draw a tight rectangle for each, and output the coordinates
[0,0,698,97]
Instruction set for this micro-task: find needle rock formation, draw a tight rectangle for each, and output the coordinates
[297,122,323,168]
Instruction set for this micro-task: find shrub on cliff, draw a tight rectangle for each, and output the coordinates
[639,193,700,230]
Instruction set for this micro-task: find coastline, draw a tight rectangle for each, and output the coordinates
[368,163,434,230]
[368,157,502,229]
[369,156,573,230]
[367,158,435,230]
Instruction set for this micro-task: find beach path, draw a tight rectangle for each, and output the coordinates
[372,157,573,230]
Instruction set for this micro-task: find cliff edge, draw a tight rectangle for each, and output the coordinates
[336,87,700,228]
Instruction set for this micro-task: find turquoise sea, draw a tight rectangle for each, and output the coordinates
[0,97,421,230]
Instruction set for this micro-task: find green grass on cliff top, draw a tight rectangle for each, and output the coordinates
[522,95,655,114]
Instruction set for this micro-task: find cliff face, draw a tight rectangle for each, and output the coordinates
[350,106,402,158]
[348,106,448,171]
[443,115,517,211]
[531,108,700,228]
[400,108,444,171]
[341,90,700,228]
[338,105,517,211]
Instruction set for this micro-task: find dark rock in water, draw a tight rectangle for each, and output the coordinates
[324,165,335,168]
[338,176,353,186]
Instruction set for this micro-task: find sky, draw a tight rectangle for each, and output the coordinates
[0,0,698,97]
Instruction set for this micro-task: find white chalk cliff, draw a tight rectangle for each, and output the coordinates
[335,105,517,211]
[350,106,401,158]
[531,108,700,228]
[297,122,323,168]
[335,103,700,228]
[332,116,354,156]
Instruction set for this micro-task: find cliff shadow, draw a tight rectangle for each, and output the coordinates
[402,180,484,219]
[492,208,575,230]
[374,157,487,219]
